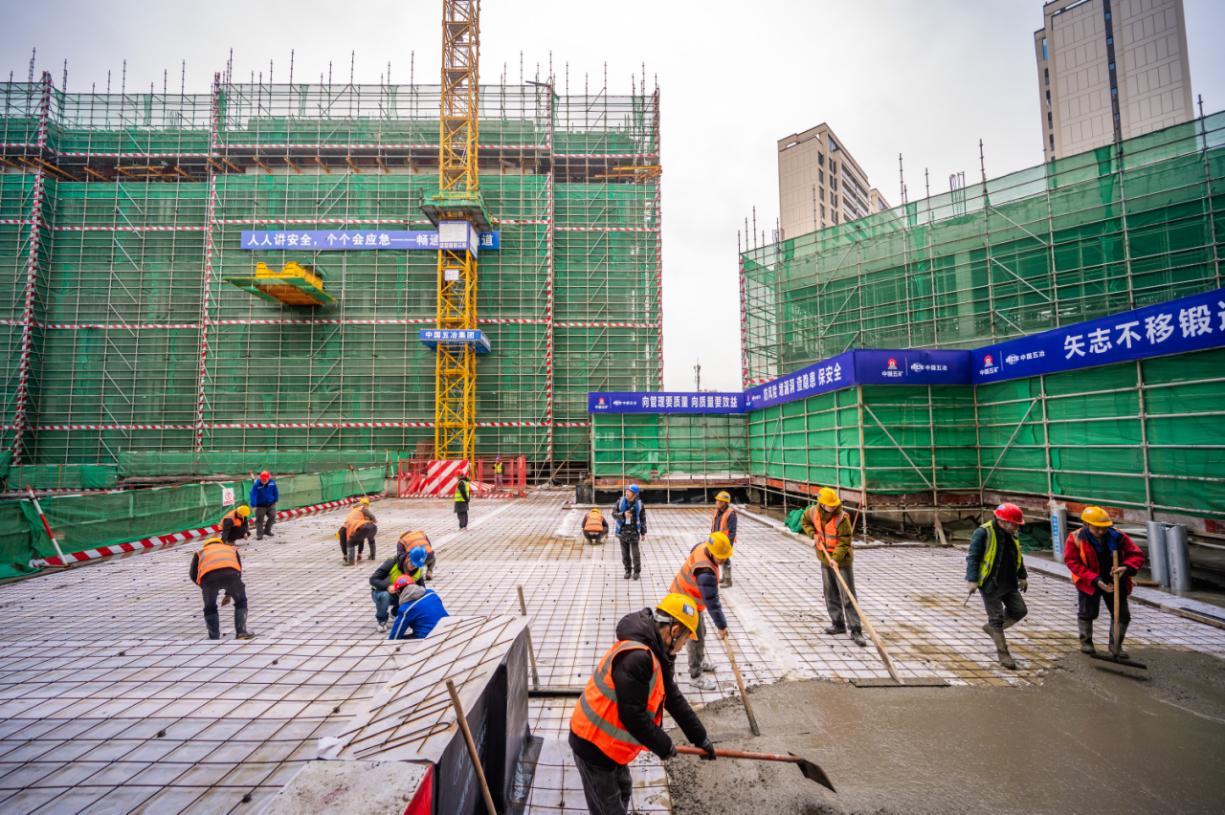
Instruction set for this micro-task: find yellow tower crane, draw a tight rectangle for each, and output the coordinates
[423,0,493,464]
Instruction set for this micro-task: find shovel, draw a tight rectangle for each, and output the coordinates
[675,745,835,792]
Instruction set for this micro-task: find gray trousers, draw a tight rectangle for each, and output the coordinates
[981,588,1028,631]
[822,562,861,633]
[573,749,633,815]
[254,504,275,538]
[687,612,707,678]
[619,532,641,573]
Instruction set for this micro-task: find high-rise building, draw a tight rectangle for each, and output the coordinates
[777,123,887,240]
[1034,0,1193,161]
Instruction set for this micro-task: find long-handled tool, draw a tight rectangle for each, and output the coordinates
[963,585,977,607]
[675,745,835,792]
[816,543,902,684]
[516,584,542,691]
[719,635,760,737]
[1088,551,1148,671]
[26,488,65,561]
[446,679,497,815]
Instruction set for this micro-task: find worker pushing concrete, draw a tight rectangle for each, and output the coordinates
[189,535,256,640]
[964,502,1029,669]
[802,488,867,647]
[249,470,278,540]
[614,484,646,580]
[338,497,377,565]
[220,504,252,545]
[711,490,738,587]
[569,593,717,815]
[669,532,733,690]
[1063,506,1145,658]
[396,530,436,580]
[582,507,609,544]
[454,473,472,530]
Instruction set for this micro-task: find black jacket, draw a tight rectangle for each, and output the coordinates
[569,608,708,768]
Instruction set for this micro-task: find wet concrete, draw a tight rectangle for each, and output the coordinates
[668,648,1225,814]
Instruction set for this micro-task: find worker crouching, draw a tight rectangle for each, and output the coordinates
[189,536,255,640]
[582,508,609,544]
[1064,506,1145,658]
[569,593,716,815]
[965,503,1028,669]
[388,575,449,640]
[396,530,436,580]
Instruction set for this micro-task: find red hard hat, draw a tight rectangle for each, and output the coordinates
[260,470,271,480]
[993,503,1024,525]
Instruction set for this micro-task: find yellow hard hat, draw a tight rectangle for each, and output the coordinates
[202,536,224,546]
[1081,506,1113,527]
[655,593,700,637]
[817,487,841,509]
[236,505,252,518]
[359,497,371,506]
[588,507,602,515]
[715,490,732,503]
[705,532,733,560]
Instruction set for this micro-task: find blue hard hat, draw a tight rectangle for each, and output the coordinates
[409,545,428,569]
[628,485,640,494]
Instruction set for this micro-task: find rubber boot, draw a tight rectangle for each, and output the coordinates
[204,609,221,640]
[624,569,632,580]
[985,625,1016,669]
[850,630,867,647]
[235,608,256,640]
[1109,621,1129,659]
[1002,616,1021,630]
[368,542,376,562]
[720,562,733,588]
[1078,619,1095,654]
[824,624,846,635]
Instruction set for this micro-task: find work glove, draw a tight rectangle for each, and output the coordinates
[659,743,677,760]
[1096,579,1114,593]
[698,739,717,761]
[1018,579,1028,593]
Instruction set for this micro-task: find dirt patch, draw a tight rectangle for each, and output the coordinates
[667,648,1225,814]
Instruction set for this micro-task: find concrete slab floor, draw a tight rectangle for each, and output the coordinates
[0,494,1222,813]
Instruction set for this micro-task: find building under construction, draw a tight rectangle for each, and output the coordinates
[0,68,660,482]
[594,111,1225,541]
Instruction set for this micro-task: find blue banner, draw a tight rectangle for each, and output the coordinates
[744,352,855,410]
[588,392,745,414]
[973,287,1225,383]
[852,349,973,386]
[240,229,500,251]
[418,328,492,354]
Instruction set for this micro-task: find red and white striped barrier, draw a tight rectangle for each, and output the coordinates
[32,493,383,569]
[410,460,469,498]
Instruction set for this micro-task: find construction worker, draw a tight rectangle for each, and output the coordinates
[582,508,610,544]
[388,575,450,640]
[614,485,646,580]
[339,497,377,565]
[249,470,278,540]
[711,490,738,588]
[221,504,252,544]
[189,536,255,640]
[1063,506,1145,658]
[396,530,436,580]
[965,503,1029,669]
[493,456,504,491]
[802,488,866,647]
[368,547,425,633]
[569,594,716,815]
[455,473,472,530]
[669,532,733,690]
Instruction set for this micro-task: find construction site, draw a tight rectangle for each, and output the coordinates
[1,0,1224,813]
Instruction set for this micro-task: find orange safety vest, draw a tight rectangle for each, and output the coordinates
[196,540,241,585]
[570,640,665,765]
[812,509,845,554]
[343,507,372,538]
[583,510,606,534]
[222,508,247,527]
[669,544,721,610]
[710,506,736,540]
[398,530,433,555]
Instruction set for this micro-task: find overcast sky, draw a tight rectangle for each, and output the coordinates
[5,0,1224,391]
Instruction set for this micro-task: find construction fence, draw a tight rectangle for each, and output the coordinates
[1,72,662,475]
[0,465,385,580]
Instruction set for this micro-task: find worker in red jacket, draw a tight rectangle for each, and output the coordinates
[1063,506,1145,658]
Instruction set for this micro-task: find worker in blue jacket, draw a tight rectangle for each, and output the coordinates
[388,578,449,640]
[614,484,647,580]
[249,471,279,540]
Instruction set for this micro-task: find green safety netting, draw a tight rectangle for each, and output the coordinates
[592,414,748,481]
[4,465,118,490]
[117,450,395,480]
[0,465,383,580]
